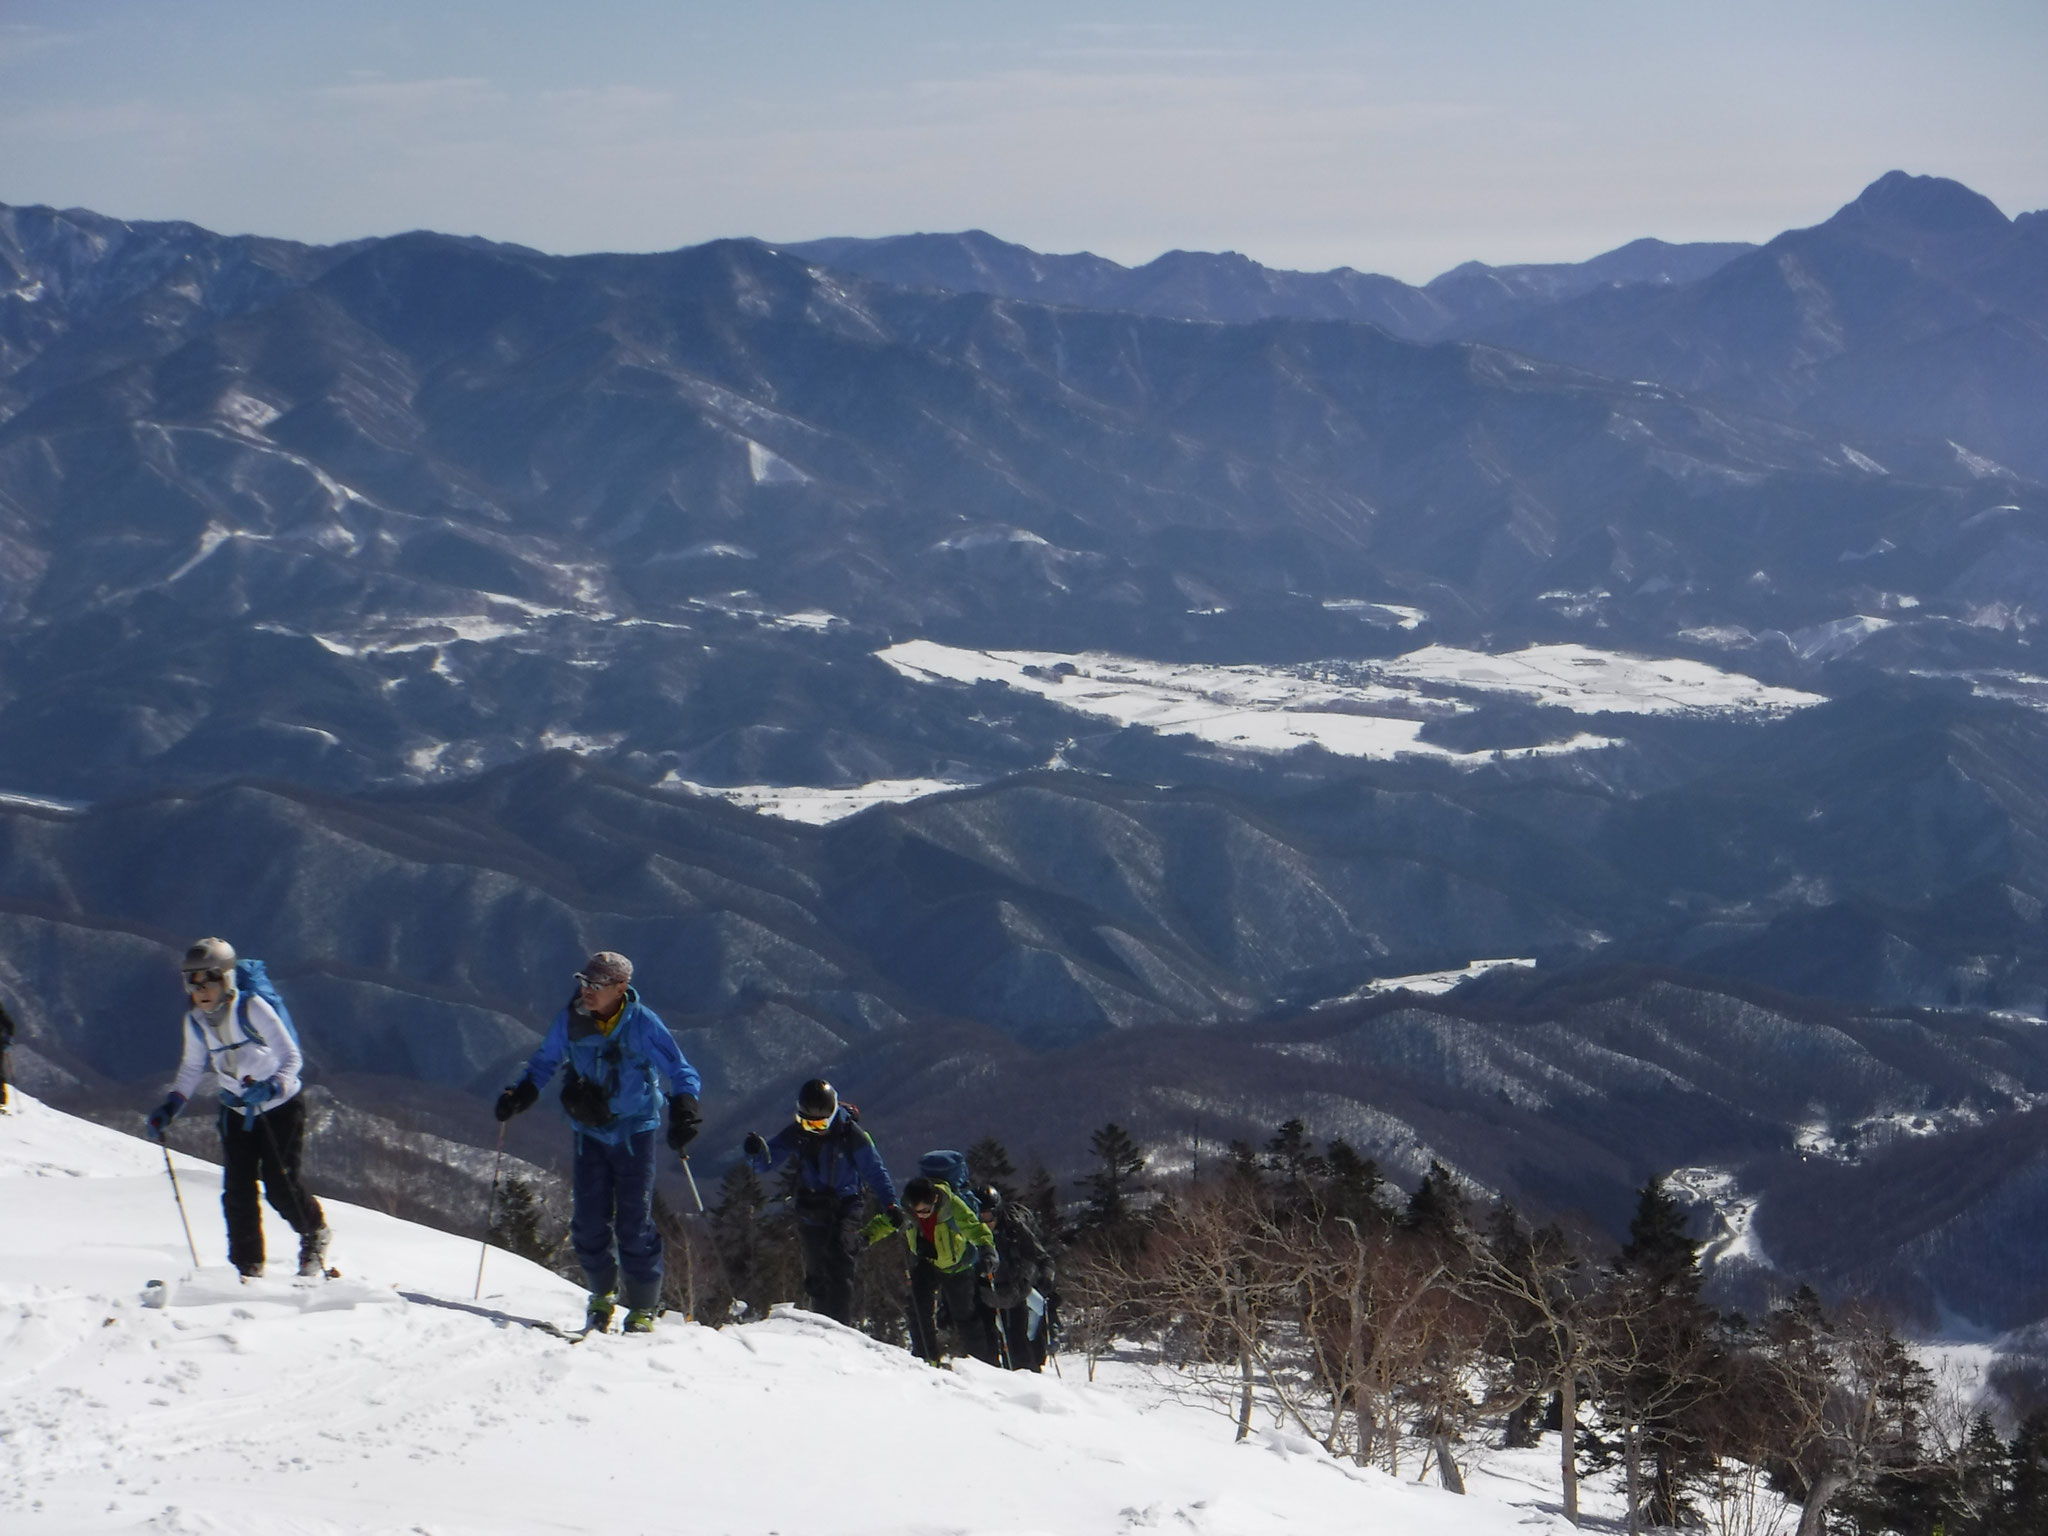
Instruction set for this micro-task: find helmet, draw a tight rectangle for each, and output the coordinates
[796,1078,837,1120]
[978,1185,1003,1212]
[181,937,236,977]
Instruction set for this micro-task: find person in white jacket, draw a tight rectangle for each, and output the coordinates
[146,937,330,1278]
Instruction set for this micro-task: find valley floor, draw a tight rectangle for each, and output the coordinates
[1,1092,1589,1536]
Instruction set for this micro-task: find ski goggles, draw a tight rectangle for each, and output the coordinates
[574,973,625,992]
[182,967,227,986]
[795,1111,833,1133]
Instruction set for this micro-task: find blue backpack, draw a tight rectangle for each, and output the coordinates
[187,958,301,1052]
[918,1149,979,1217]
[234,958,301,1049]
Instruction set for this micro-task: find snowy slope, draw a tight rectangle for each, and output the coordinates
[0,1094,1572,1536]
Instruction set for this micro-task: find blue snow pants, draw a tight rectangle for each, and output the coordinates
[570,1128,664,1310]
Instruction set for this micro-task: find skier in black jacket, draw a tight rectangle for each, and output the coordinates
[981,1185,1058,1370]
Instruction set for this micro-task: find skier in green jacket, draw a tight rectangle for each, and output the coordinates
[867,1175,1001,1366]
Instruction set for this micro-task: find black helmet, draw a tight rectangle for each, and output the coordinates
[978,1185,1003,1211]
[796,1078,838,1120]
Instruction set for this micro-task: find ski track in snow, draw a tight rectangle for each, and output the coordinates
[0,1094,1575,1536]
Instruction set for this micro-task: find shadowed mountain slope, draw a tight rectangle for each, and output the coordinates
[0,201,2035,807]
[1474,172,2048,479]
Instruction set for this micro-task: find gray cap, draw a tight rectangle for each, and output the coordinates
[182,937,236,975]
[579,950,633,987]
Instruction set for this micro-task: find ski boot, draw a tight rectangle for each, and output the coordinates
[584,1290,617,1334]
[236,1261,265,1281]
[297,1225,332,1278]
[623,1308,656,1335]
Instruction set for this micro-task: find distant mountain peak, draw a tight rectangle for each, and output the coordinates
[1831,170,2009,235]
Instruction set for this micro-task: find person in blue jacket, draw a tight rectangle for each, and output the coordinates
[742,1077,898,1325]
[495,951,701,1335]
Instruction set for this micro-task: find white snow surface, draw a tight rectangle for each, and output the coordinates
[1372,643,1822,715]
[881,639,1814,766]
[879,641,1628,763]
[667,776,979,824]
[1365,958,1538,997]
[0,1093,1570,1536]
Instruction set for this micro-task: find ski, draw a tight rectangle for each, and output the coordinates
[526,1318,600,1344]
[397,1290,598,1342]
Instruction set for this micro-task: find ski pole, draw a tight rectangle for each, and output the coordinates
[679,1154,705,1214]
[159,1139,201,1271]
[474,1120,508,1300]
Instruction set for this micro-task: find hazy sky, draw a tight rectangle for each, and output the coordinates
[3,1,2044,282]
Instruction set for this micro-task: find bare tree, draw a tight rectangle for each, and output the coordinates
[1465,1213,1617,1525]
[1754,1289,1935,1536]
[1120,1182,1317,1441]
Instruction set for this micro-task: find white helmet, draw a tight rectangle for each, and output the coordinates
[181,937,236,977]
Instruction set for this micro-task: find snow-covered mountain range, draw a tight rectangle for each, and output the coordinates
[4,173,2048,1330]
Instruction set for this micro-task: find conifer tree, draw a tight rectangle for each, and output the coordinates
[1996,1410,2048,1533]
[1022,1165,1061,1233]
[1264,1118,1329,1216]
[1608,1175,1713,1531]
[1079,1122,1147,1230]
[1404,1160,1471,1238]
[1323,1139,1388,1225]
[709,1161,800,1323]
[489,1176,556,1265]
[1619,1176,1703,1296]
[966,1136,1019,1203]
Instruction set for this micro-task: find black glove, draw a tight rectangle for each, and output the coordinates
[886,1203,906,1230]
[495,1079,538,1122]
[742,1131,769,1159]
[666,1093,701,1151]
[146,1092,188,1140]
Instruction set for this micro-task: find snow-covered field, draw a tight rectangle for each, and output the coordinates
[666,638,1820,825]
[880,638,1815,763]
[1304,959,1541,1014]
[1372,643,1821,715]
[0,1093,1576,1536]
[664,776,980,824]
[879,640,1632,763]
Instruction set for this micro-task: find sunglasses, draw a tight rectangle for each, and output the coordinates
[795,1112,833,1132]
[183,968,227,987]
[574,973,623,992]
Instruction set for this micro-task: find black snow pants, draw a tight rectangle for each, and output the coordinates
[1001,1301,1047,1371]
[220,1094,324,1273]
[908,1261,1001,1366]
[797,1199,864,1324]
